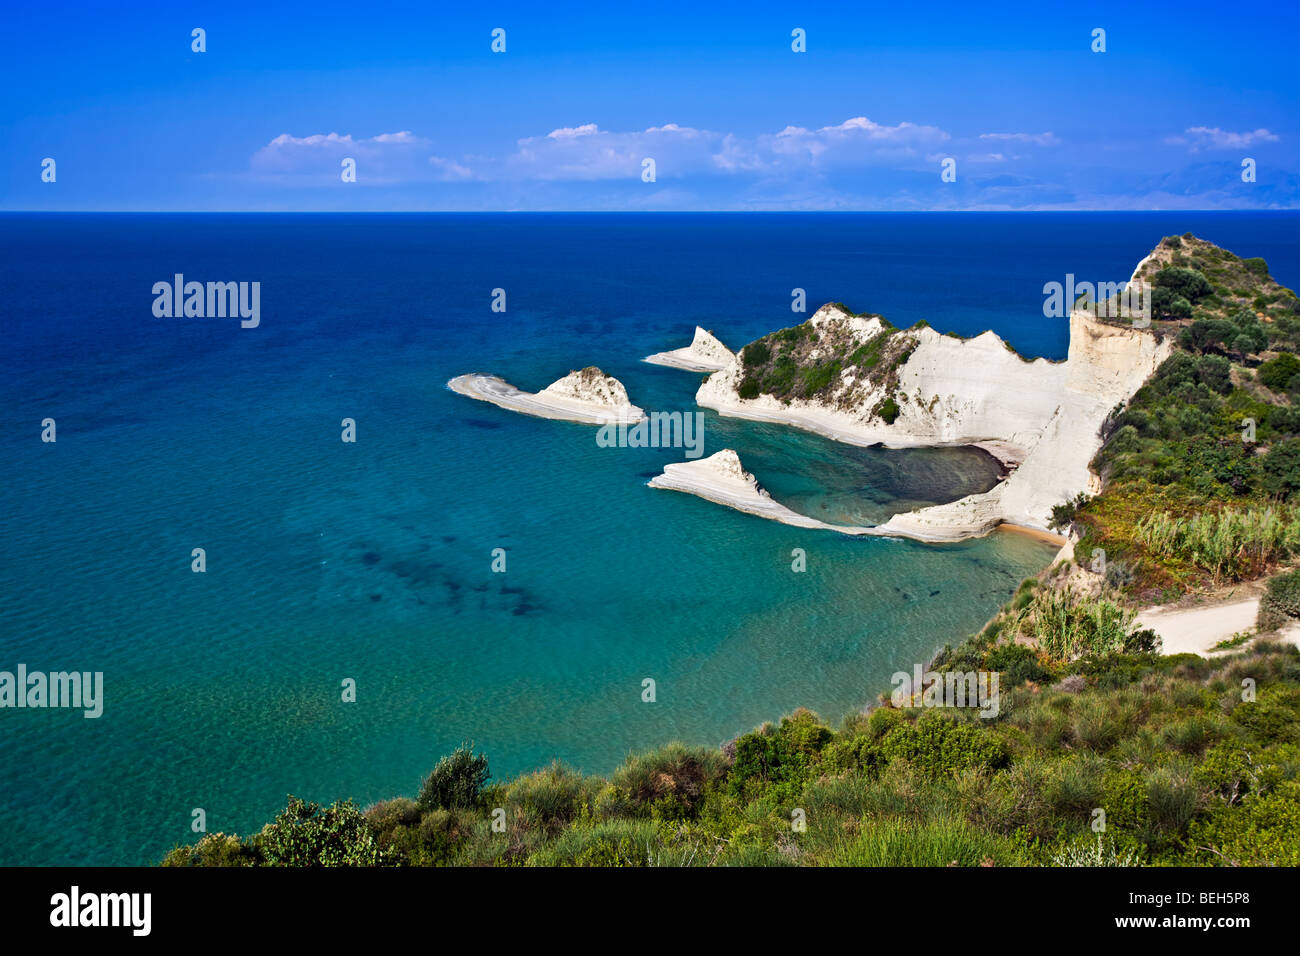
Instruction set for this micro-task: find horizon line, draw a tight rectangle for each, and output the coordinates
[4,208,1299,215]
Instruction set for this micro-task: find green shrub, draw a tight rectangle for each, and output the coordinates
[1145,762,1203,834]
[1259,568,1300,630]
[877,712,1009,777]
[1264,439,1300,498]
[727,709,834,800]
[875,395,900,424]
[802,360,841,396]
[1188,781,1300,865]
[1258,352,1300,392]
[525,819,659,866]
[607,742,727,819]
[160,832,259,867]
[741,341,771,366]
[1155,266,1212,303]
[365,797,421,833]
[417,745,490,811]
[1049,492,1089,531]
[257,796,388,867]
[504,762,595,833]
[984,642,1054,688]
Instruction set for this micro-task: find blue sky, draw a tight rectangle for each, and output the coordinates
[3,0,1297,210]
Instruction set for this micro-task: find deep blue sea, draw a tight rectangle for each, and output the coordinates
[2,212,1298,865]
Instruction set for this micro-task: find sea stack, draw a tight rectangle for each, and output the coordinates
[649,448,873,535]
[644,326,737,372]
[448,366,646,425]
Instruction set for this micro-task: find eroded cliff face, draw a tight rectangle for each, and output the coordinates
[698,301,1172,539]
[697,304,1066,452]
[878,310,1172,538]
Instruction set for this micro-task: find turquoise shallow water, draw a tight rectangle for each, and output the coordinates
[3,212,1296,865]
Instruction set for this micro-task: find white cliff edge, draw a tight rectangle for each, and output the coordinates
[644,327,737,372]
[649,449,876,535]
[448,367,646,425]
[696,301,1173,540]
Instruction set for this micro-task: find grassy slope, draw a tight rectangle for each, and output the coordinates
[161,236,1300,868]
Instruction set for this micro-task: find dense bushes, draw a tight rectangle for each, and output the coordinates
[1155,265,1213,304]
[258,797,388,867]
[1258,568,1300,631]
[727,709,834,802]
[606,742,728,819]
[1178,311,1267,358]
[1257,351,1300,392]
[734,317,911,405]
[741,341,771,366]
[876,712,1009,776]
[1243,256,1270,278]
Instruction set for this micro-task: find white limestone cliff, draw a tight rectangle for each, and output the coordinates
[697,304,1064,456]
[877,310,1172,538]
[696,301,1173,539]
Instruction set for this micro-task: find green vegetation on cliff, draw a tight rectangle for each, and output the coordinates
[734,308,916,420]
[1068,237,1300,601]
[1133,234,1300,340]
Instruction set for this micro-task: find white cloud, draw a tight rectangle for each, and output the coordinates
[240,118,1297,210]
[1167,127,1280,150]
[546,123,600,139]
[250,130,436,184]
[249,117,955,186]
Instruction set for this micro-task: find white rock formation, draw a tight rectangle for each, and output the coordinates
[644,326,737,372]
[448,367,645,425]
[878,310,1172,539]
[697,305,1063,456]
[649,449,875,535]
[697,301,1173,539]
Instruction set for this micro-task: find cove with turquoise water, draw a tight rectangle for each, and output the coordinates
[1,212,1298,865]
